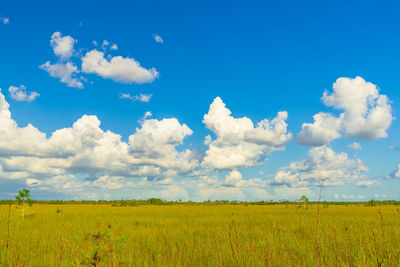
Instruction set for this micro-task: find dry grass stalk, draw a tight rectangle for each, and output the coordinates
[370,221,383,267]
[316,178,325,267]
[5,202,12,266]
[332,226,340,267]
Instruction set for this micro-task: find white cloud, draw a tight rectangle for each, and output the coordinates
[81,49,159,84]
[273,186,315,201]
[42,32,82,88]
[8,85,39,102]
[297,113,341,146]
[128,118,199,175]
[43,33,158,88]
[138,94,152,102]
[189,174,272,201]
[138,111,152,124]
[202,97,292,169]
[298,77,392,146]
[102,40,109,50]
[1,17,9,24]
[50,32,76,60]
[40,61,83,88]
[120,93,134,100]
[354,180,381,188]
[1,87,381,201]
[101,40,118,51]
[387,164,400,179]
[224,170,242,186]
[272,146,368,187]
[0,89,48,158]
[26,178,40,186]
[0,89,200,187]
[161,185,189,200]
[323,77,392,140]
[335,193,365,200]
[374,193,388,199]
[120,93,152,102]
[347,142,362,150]
[153,34,164,43]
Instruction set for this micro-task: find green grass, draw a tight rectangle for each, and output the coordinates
[1,204,399,266]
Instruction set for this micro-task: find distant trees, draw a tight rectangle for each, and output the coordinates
[366,199,377,207]
[15,188,33,220]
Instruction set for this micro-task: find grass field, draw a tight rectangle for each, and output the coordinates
[1,204,399,266]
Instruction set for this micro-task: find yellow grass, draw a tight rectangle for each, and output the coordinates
[1,204,399,266]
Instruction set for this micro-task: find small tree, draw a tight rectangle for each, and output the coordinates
[299,195,309,209]
[15,188,33,220]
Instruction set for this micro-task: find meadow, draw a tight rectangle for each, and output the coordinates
[0,203,399,266]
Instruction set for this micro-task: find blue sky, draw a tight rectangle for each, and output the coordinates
[0,0,399,201]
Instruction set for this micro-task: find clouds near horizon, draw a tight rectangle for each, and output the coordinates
[0,89,298,200]
[272,146,369,187]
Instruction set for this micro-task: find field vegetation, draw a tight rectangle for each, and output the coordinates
[1,200,399,266]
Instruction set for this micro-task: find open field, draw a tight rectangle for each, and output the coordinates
[1,204,399,266]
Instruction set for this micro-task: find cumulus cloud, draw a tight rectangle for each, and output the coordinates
[298,77,392,146]
[2,87,379,201]
[81,49,159,84]
[153,34,164,43]
[0,89,48,158]
[347,142,362,150]
[0,89,200,188]
[297,113,341,146]
[40,61,83,88]
[8,85,39,102]
[202,97,292,169]
[42,33,159,88]
[224,170,242,186]
[120,93,152,102]
[50,32,76,60]
[272,146,368,187]
[0,90,297,200]
[40,32,84,88]
[128,118,200,176]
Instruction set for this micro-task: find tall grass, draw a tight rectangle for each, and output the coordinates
[0,204,399,266]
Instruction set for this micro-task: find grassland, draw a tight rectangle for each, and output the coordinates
[1,203,399,266]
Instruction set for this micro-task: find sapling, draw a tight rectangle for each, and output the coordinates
[299,195,309,209]
[15,188,33,220]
